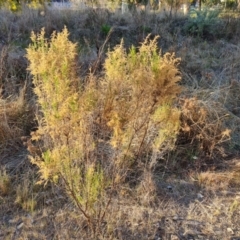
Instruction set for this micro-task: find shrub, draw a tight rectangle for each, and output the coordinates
[26,27,107,231]
[99,35,182,171]
[184,8,221,39]
[26,27,182,235]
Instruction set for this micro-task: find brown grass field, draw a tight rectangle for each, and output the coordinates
[0,3,240,240]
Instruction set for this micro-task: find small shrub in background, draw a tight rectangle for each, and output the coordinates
[101,23,111,35]
[184,8,222,39]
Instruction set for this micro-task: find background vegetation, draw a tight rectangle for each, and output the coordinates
[0,1,240,239]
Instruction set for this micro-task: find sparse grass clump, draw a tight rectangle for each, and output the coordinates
[15,176,37,212]
[0,167,11,196]
[0,87,30,151]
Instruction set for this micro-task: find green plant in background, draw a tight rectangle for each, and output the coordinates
[184,8,221,38]
[101,24,111,35]
[141,25,152,34]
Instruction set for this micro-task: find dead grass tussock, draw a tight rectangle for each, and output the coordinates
[179,95,231,156]
[136,170,158,198]
[196,159,240,190]
[197,171,234,190]
[0,88,26,148]
[0,45,35,150]
[0,167,11,196]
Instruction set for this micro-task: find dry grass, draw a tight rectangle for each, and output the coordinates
[0,88,26,150]
[0,4,240,240]
[0,167,11,196]
[1,168,240,239]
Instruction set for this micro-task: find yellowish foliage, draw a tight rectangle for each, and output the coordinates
[27,29,182,224]
[27,27,79,138]
[101,35,181,166]
[26,27,105,220]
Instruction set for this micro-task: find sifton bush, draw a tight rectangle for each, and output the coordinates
[26,27,182,235]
